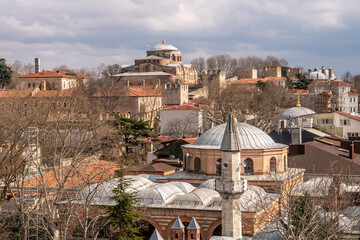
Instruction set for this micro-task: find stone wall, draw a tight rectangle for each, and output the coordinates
[162,83,188,105]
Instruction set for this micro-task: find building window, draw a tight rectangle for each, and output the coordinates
[175,233,178,238]
[194,157,201,173]
[270,157,276,174]
[244,158,254,175]
[283,156,287,171]
[340,119,350,125]
[216,158,221,176]
[317,119,333,124]
[28,83,31,88]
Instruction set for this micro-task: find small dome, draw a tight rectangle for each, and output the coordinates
[137,183,184,205]
[150,42,178,51]
[183,123,286,150]
[169,188,220,208]
[278,107,315,120]
[310,69,336,80]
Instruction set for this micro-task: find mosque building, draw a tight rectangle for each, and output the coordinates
[112,37,198,86]
[60,110,308,240]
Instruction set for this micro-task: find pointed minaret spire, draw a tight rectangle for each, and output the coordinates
[187,217,200,230]
[220,110,241,152]
[150,229,164,240]
[162,36,165,44]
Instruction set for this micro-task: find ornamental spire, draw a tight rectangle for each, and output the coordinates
[296,93,301,107]
[220,110,241,152]
[162,36,165,44]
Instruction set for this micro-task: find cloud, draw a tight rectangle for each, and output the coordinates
[1,0,360,75]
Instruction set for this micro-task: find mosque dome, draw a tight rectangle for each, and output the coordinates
[310,68,336,80]
[183,122,286,150]
[278,107,315,120]
[150,42,178,51]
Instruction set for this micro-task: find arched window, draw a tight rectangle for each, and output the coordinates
[194,157,201,173]
[270,157,276,174]
[244,158,254,175]
[216,158,222,176]
[145,65,149,72]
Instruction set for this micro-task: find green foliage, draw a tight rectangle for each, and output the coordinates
[112,116,157,155]
[256,80,267,90]
[288,73,313,90]
[103,170,143,240]
[0,58,12,88]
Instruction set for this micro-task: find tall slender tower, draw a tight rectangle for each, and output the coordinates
[215,111,247,239]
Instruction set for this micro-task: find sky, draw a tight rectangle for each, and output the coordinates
[1,0,360,77]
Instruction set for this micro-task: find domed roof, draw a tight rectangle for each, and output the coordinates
[150,42,178,51]
[183,123,286,150]
[310,68,336,80]
[278,107,315,120]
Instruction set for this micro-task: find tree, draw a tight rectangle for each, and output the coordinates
[105,116,157,164]
[0,58,12,88]
[341,71,353,83]
[190,57,205,74]
[291,73,312,90]
[103,171,143,240]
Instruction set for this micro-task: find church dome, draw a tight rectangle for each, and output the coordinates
[150,42,178,51]
[183,122,286,150]
[278,107,315,120]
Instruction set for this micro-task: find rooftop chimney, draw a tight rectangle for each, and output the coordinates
[35,58,40,73]
[308,68,312,79]
[329,67,333,79]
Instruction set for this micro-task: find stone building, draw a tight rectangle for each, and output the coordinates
[18,58,89,90]
[113,38,198,86]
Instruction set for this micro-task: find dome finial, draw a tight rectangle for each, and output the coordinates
[162,36,165,44]
[229,102,238,123]
[296,93,301,107]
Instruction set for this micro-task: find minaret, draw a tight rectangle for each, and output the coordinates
[215,111,247,239]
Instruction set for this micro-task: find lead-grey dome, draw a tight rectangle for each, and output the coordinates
[278,107,315,120]
[150,42,178,51]
[183,123,286,150]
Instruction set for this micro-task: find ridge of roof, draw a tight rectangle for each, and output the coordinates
[20,70,88,79]
[335,111,360,121]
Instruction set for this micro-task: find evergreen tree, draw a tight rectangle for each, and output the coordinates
[104,170,143,240]
[0,58,12,88]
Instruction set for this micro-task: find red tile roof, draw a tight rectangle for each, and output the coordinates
[22,160,119,189]
[287,89,309,94]
[309,80,350,87]
[19,70,88,79]
[161,103,212,111]
[93,86,161,97]
[0,90,32,98]
[233,77,286,85]
[335,111,360,121]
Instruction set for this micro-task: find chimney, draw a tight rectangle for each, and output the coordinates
[329,67,333,79]
[35,58,40,73]
[40,80,46,91]
[349,143,355,159]
[308,68,312,79]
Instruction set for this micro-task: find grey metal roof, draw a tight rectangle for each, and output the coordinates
[220,112,241,152]
[113,71,172,77]
[183,122,286,150]
[150,229,164,240]
[187,217,200,230]
[278,107,315,120]
[150,42,178,51]
[172,216,185,229]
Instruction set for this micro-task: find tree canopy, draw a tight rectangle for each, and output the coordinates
[0,58,12,88]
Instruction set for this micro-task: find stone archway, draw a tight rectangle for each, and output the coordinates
[145,217,166,239]
[206,219,222,240]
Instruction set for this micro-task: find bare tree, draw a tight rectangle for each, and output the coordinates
[190,57,206,74]
[341,71,353,83]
